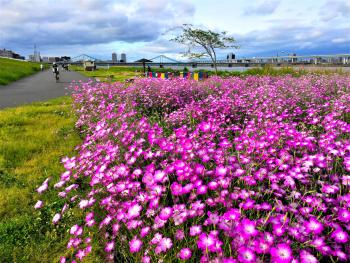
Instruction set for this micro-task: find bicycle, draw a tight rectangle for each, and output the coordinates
[53,68,59,82]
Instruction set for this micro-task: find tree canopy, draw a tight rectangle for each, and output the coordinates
[171,24,239,74]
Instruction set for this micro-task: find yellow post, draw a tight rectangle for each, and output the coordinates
[194,72,199,81]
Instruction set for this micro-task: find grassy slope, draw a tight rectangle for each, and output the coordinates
[0,57,46,85]
[0,97,84,262]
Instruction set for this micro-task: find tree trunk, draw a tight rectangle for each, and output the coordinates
[212,48,218,75]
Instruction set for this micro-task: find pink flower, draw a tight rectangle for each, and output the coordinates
[215,166,227,177]
[190,225,202,236]
[128,203,142,219]
[237,247,256,263]
[142,256,151,263]
[305,218,324,235]
[197,233,216,251]
[159,207,173,220]
[140,226,150,237]
[129,237,142,253]
[52,213,61,224]
[34,200,43,209]
[197,185,208,195]
[105,241,114,252]
[70,224,83,236]
[150,233,163,244]
[76,249,86,260]
[199,122,211,132]
[338,208,350,223]
[154,170,167,183]
[170,182,183,195]
[331,228,348,243]
[178,248,192,260]
[240,219,258,237]
[270,243,293,263]
[300,250,318,263]
[159,237,173,252]
[175,229,185,240]
[37,182,48,194]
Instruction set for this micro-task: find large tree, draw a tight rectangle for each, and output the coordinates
[171,24,239,74]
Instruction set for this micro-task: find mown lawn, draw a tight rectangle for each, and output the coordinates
[0,97,85,262]
[0,57,47,85]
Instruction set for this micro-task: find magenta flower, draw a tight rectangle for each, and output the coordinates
[199,122,211,132]
[197,233,216,251]
[190,225,202,236]
[331,228,349,243]
[178,248,192,260]
[105,241,114,252]
[35,76,350,262]
[197,185,208,195]
[159,207,173,220]
[270,243,293,263]
[300,250,318,263]
[305,218,324,235]
[140,226,150,237]
[215,166,227,177]
[338,208,350,223]
[129,237,142,253]
[127,203,142,219]
[159,237,173,252]
[175,229,185,240]
[237,247,256,263]
[142,256,151,263]
[240,219,258,237]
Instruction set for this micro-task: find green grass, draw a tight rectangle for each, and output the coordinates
[72,64,348,82]
[0,97,85,262]
[70,65,145,82]
[0,57,47,85]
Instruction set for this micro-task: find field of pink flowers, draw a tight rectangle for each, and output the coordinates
[36,75,350,262]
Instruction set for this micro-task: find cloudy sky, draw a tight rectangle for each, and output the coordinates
[0,0,349,61]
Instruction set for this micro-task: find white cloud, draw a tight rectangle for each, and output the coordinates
[244,0,281,16]
[0,0,194,48]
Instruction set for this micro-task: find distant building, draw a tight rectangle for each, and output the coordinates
[112,53,117,63]
[29,53,41,62]
[0,48,25,60]
[227,53,235,61]
[48,57,57,63]
[120,53,126,63]
[42,57,49,63]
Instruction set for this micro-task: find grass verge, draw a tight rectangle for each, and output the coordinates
[70,65,145,82]
[0,57,48,85]
[0,96,84,262]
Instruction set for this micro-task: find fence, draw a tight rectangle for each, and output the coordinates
[147,71,209,81]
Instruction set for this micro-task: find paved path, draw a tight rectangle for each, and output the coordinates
[0,69,90,109]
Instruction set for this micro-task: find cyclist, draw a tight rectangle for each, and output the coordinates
[52,63,59,81]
